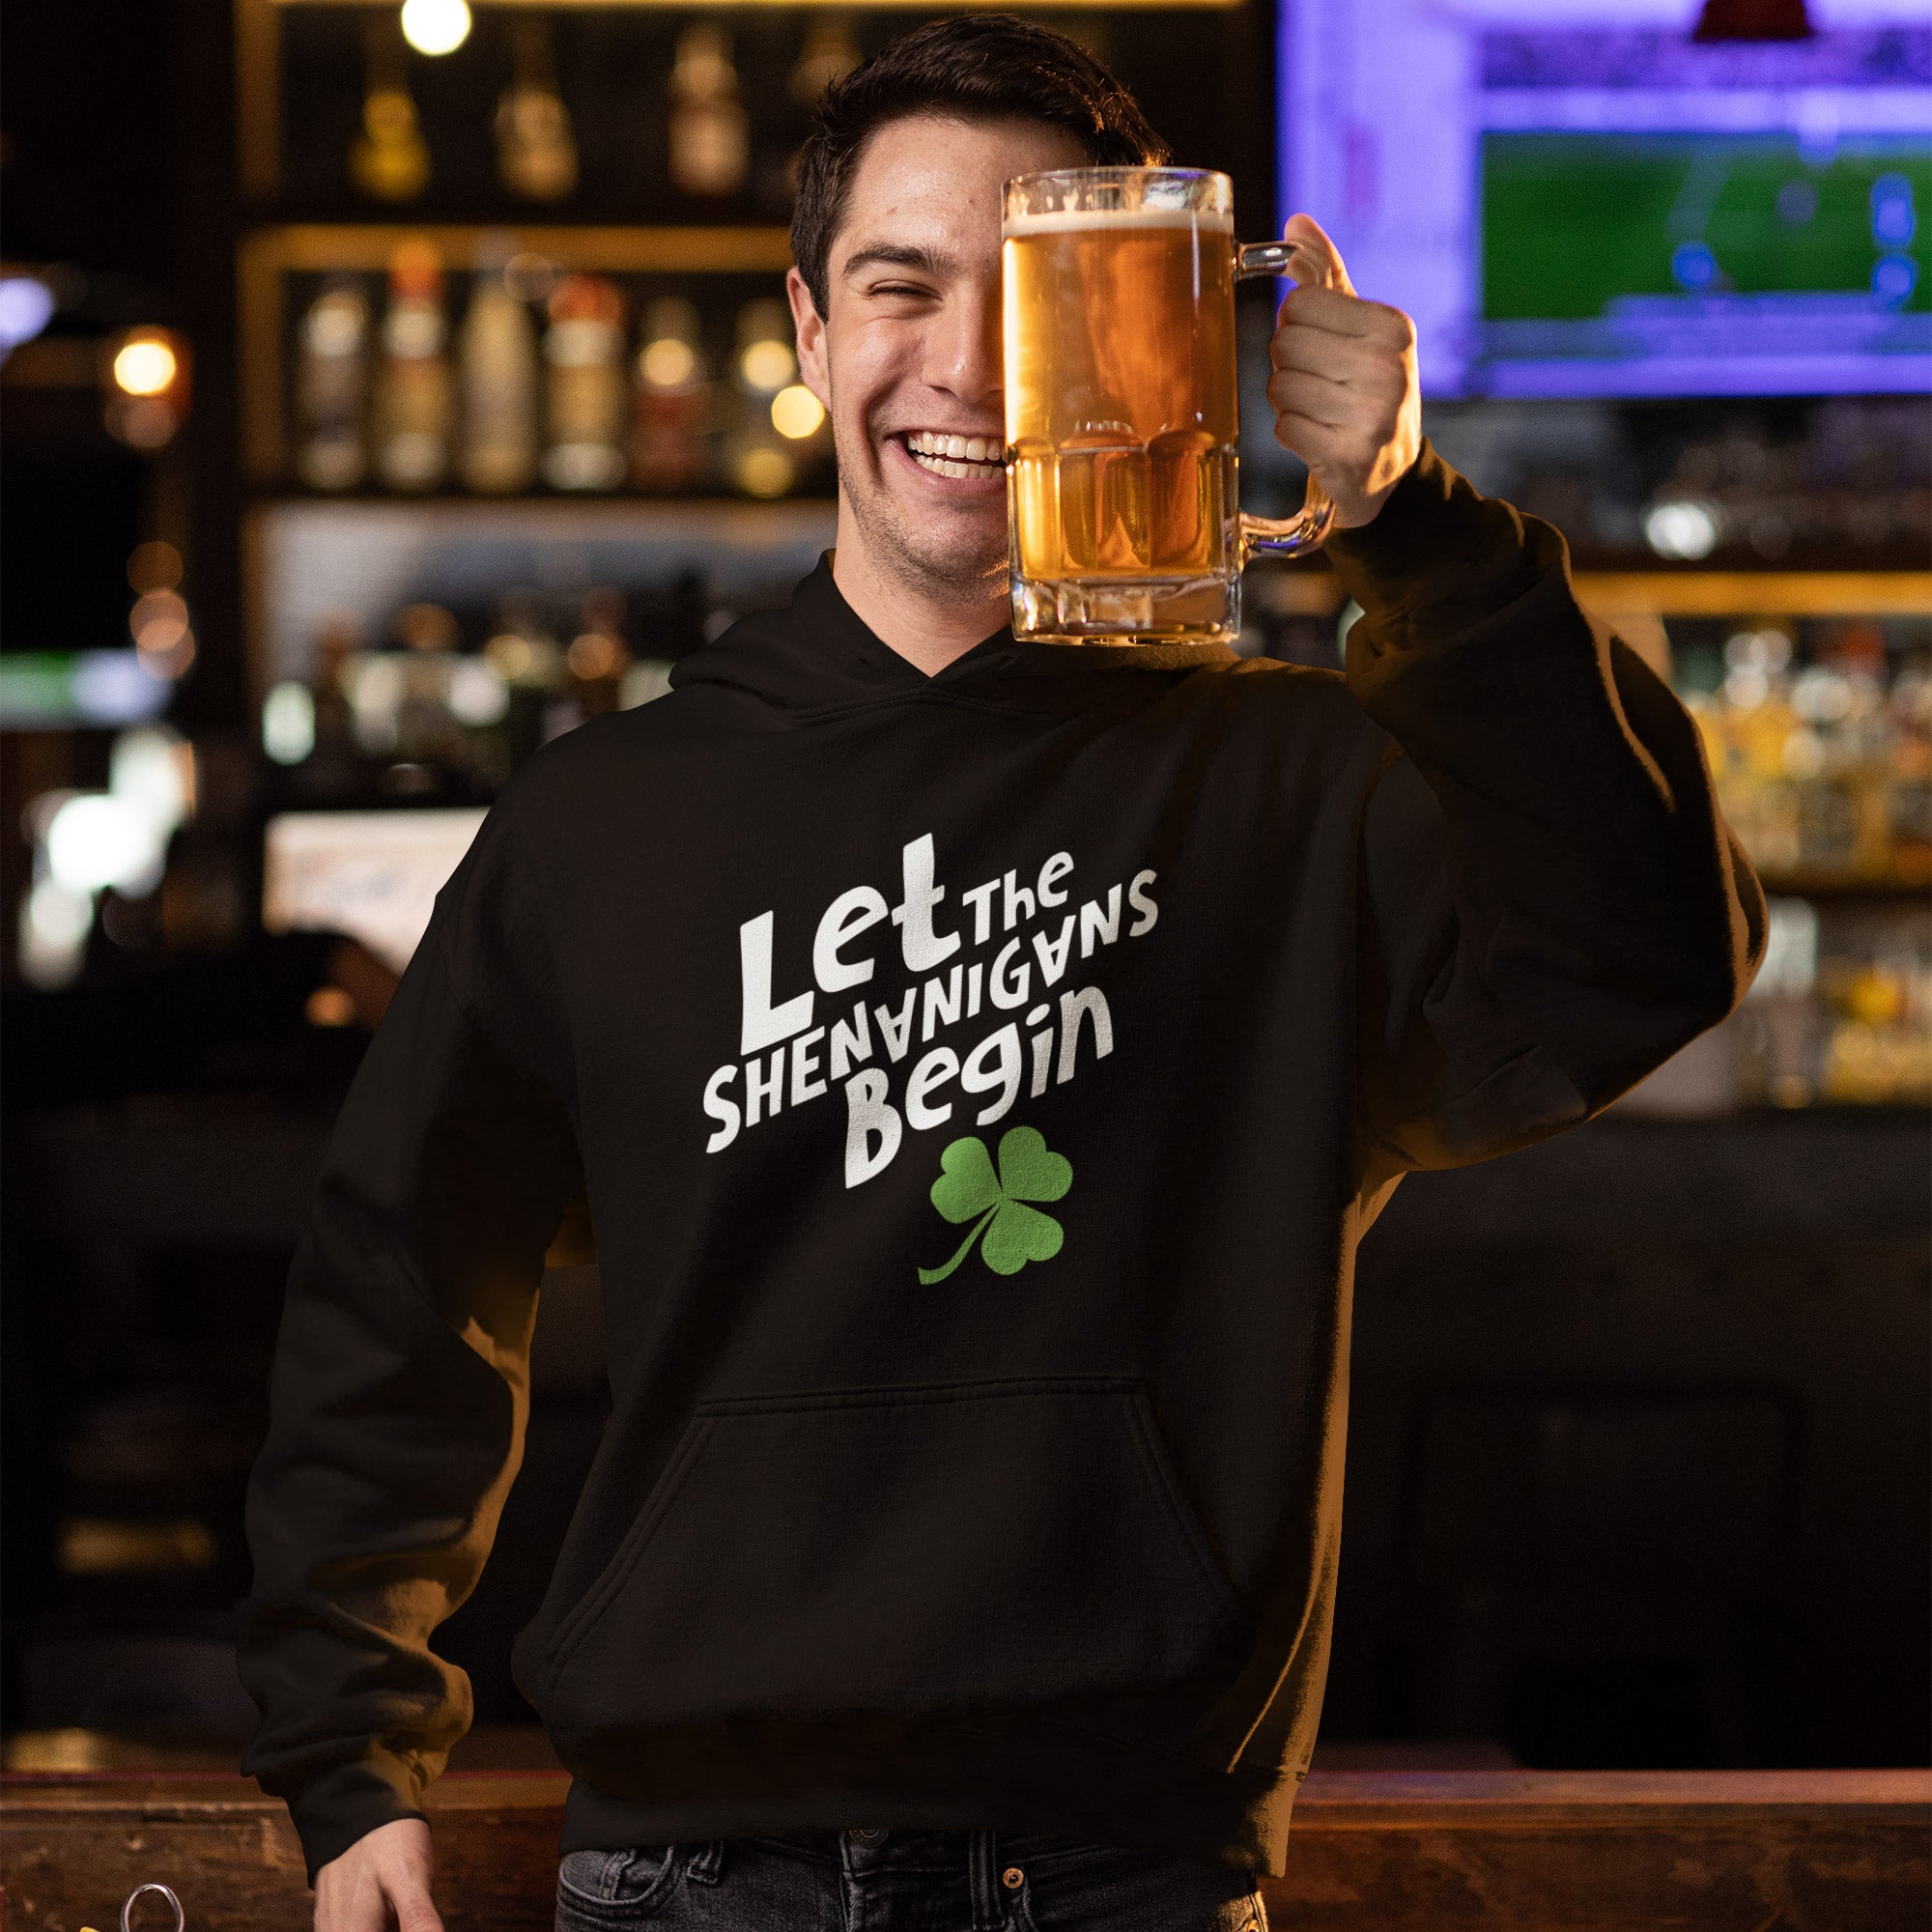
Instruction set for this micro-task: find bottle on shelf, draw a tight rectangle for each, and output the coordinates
[566,586,633,719]
[542,274,627,492]
[632,296,713,494]
[459,244,540,494]
[668,23,750,198]
[350,22,430,203]
[497,17,579,203]
[391,601,467,791]
[1682,617,1932,890]
[294,615,373,799]
[789,14,861,107]
[726,297,800,498]
[295,277,371,491]
[373,240,453,492]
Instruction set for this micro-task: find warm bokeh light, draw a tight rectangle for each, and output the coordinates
[640,337,698,389]
[567,631,624,681]
[131,584,196,677]
[127,541,183,594]
[484,633,536,683]
[306,986,358,1028]
[130,590,188,654]
[59,1518,217,1576]
[771,384,826,440]
[111,336,178,397]
[737,446,795,499]
[120,400,181,450]
[139,631,195,679]
[739,338,796,393]
[399,0,471,57]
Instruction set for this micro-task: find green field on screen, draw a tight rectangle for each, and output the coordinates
[1483,133,1931,319]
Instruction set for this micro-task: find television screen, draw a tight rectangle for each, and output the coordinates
[1279,3,1931,398]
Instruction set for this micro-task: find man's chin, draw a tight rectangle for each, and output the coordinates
[855,490,1009,606]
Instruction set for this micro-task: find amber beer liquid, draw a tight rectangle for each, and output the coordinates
[1002,170,1331,643]
[1007,208,1236,589]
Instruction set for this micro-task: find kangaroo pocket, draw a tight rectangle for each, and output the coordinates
[539,1374,1245,1733]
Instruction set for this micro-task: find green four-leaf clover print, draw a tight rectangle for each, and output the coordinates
[918,1125,1073,1283]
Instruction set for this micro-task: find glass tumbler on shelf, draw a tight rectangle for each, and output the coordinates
[1003,166,1334,644]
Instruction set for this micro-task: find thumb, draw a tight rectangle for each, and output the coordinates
[385,1870,444,1932]
[1280,213,1356,297]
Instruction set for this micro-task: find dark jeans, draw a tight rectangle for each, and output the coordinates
[554,1829,1269,1932]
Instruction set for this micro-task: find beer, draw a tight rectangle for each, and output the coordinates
[1005,208,1236,590]
[1001,169,1331,643]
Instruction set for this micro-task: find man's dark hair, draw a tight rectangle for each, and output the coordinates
[791,14,1170,319]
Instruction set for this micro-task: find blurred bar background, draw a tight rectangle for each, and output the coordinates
[0,0,1926,1796]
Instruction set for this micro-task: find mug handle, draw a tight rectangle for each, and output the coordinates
[1233,238,1335,560]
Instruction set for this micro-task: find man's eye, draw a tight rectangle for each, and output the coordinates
[870,283,934,300]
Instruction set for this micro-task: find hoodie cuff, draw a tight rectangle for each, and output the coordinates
[1323,440,1549,657]
[265,1750,430,1887]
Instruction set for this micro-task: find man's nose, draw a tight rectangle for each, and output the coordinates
[924,280,1003,411]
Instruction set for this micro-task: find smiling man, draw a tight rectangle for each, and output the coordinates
[785,107,1078,670]
[240,17,1764,1932]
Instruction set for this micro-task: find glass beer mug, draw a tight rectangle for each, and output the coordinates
[1003,166,1334,644]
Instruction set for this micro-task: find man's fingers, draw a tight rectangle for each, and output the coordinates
[1270,410,1372,478]
[379,1828,442,1932]
[315,1820,440,1932]
[388,1888,444,1932]
[1280,213,1355,296]
[1267,327,1397,386]
[1270,396,1401,479]
[1265,365,1357,432]
[1273,285,1414,349]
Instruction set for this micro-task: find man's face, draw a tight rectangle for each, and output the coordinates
[789,114,1092,611]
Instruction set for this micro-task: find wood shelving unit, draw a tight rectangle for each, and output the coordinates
[237,0,1247,202]
[1572,572,1932,620]
[239,221,794,481]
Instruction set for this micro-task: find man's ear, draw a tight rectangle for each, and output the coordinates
[786,267,830,409]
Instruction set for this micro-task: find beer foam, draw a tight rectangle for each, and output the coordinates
[1003,206,1234,238]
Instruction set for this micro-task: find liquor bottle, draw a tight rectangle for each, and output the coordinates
[725,297,799,498]
[789,14,861,107]
[482,588,564,779]
[290,615,374,802]
[391,601,468,784]
[373,241,452,491]
[459,253,539,494]
[497,18,579,202]
[542,274,626,491]
[632,296,712,493]
[566,586,632,718]
[350,25,430,203]
[668,23,749,198]
[295,277,370,491]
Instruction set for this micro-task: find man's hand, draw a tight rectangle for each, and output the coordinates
[314,1819,442,1932]
[1265,213,1421,530]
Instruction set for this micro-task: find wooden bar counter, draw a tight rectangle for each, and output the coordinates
[3,1769,1924,1932]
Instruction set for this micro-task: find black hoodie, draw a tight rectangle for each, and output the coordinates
[239,444,1763,1882]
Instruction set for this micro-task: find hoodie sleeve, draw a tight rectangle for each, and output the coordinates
[1330,441,1766,1190]
[237,814,582,1883]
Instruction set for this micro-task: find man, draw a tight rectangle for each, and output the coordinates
[240,17,1763,1932]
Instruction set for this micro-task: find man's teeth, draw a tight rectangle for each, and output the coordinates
[904,432,1003,477]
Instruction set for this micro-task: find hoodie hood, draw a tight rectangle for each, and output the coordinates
[669,552,1239,719]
